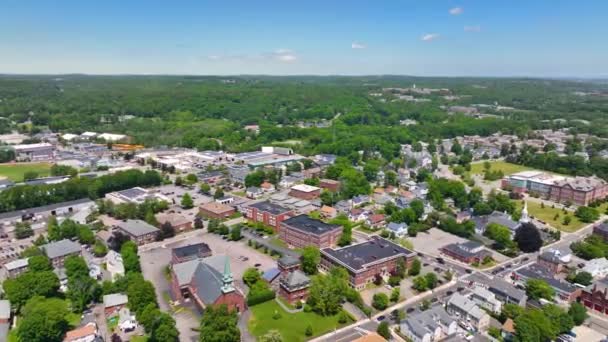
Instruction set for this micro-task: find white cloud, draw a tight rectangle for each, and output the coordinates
[207,55,221,60]
[273,48,297,62]
[421,33,440,42]
[449,7,463,15]
[351,42,366,49]
[464,25,481,32]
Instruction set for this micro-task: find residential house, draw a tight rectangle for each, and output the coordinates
[103,293,128,316]
[280,215,342,249]
[246,187,264,199]
[63,322,98,342]
[351,195,371,207]
[470,286,502,313]
[366,214,386,229]
[170,255,246,312]
[513,264,581,303]
[440,241,491,265]
[260,181,276,192]
[386,222,408,237]
[320,205,338,220]
[400,305,457,342]
[114,219,160,245]
[348,208,370,222]
[199,202,236,219]
[321,236,416,290]
[40,239,82,268]
[446,293,491,331]
[171,243,212,264]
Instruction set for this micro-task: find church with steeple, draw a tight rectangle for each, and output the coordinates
[169,254,246,313]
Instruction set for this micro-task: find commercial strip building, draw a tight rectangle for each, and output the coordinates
[279,215,342,249]
[13,142,55,161]
[114,219,160,245]
[320,236,416,290]
[502,171,608,206]
[198,202,236,219]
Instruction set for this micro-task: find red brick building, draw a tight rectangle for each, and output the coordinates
[320,236,416,290]
[289,184,321,200]
[199,202,235,219]
[245,201,293,232]
[440,241,491,265]
[170,255,246,313]
[155,212,193,233]
[319,179,340,192]
[581,279,608,314]
[280,215,342,249]
[277,255,310,304]
[549,176,608,206]
[171,242,212,264]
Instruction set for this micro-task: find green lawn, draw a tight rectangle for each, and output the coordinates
[470,161,533,176]
[514,200,586,232]
[130,336,149,342]
[248,300,353,342]
[0,162,52,181]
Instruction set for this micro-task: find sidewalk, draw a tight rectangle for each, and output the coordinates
[310,280,458,342]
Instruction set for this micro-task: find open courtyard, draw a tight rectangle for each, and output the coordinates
[248,300,354,342]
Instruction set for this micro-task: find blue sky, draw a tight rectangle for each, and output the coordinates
[1,1,607,76]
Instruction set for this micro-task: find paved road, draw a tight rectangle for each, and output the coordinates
[241,229,300,257]
[313,280,459,342]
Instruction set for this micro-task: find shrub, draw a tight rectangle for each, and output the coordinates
[305,324,313,336]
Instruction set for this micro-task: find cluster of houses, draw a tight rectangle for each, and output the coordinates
[400,272,528,342]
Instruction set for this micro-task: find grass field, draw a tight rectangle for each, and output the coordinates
[470,161,533,176]
[513,200,586,232]
[0,162,52,181]
[248,300,353,341]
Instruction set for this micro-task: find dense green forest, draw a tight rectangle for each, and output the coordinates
[1,75,607,159]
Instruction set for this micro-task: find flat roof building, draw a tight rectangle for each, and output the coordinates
[280,214,342,249]
[114,219,160,245]
[321,236,416,290]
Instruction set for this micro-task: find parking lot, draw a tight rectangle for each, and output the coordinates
[410,228,468,256]
[139,230,277,340]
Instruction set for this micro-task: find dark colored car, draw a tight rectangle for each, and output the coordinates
[377,315,386,322]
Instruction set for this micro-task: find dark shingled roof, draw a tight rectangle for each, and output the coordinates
[172,243,211,260]
[249,200,291,215]
[282,214,341,235]
[322,236,415,272]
